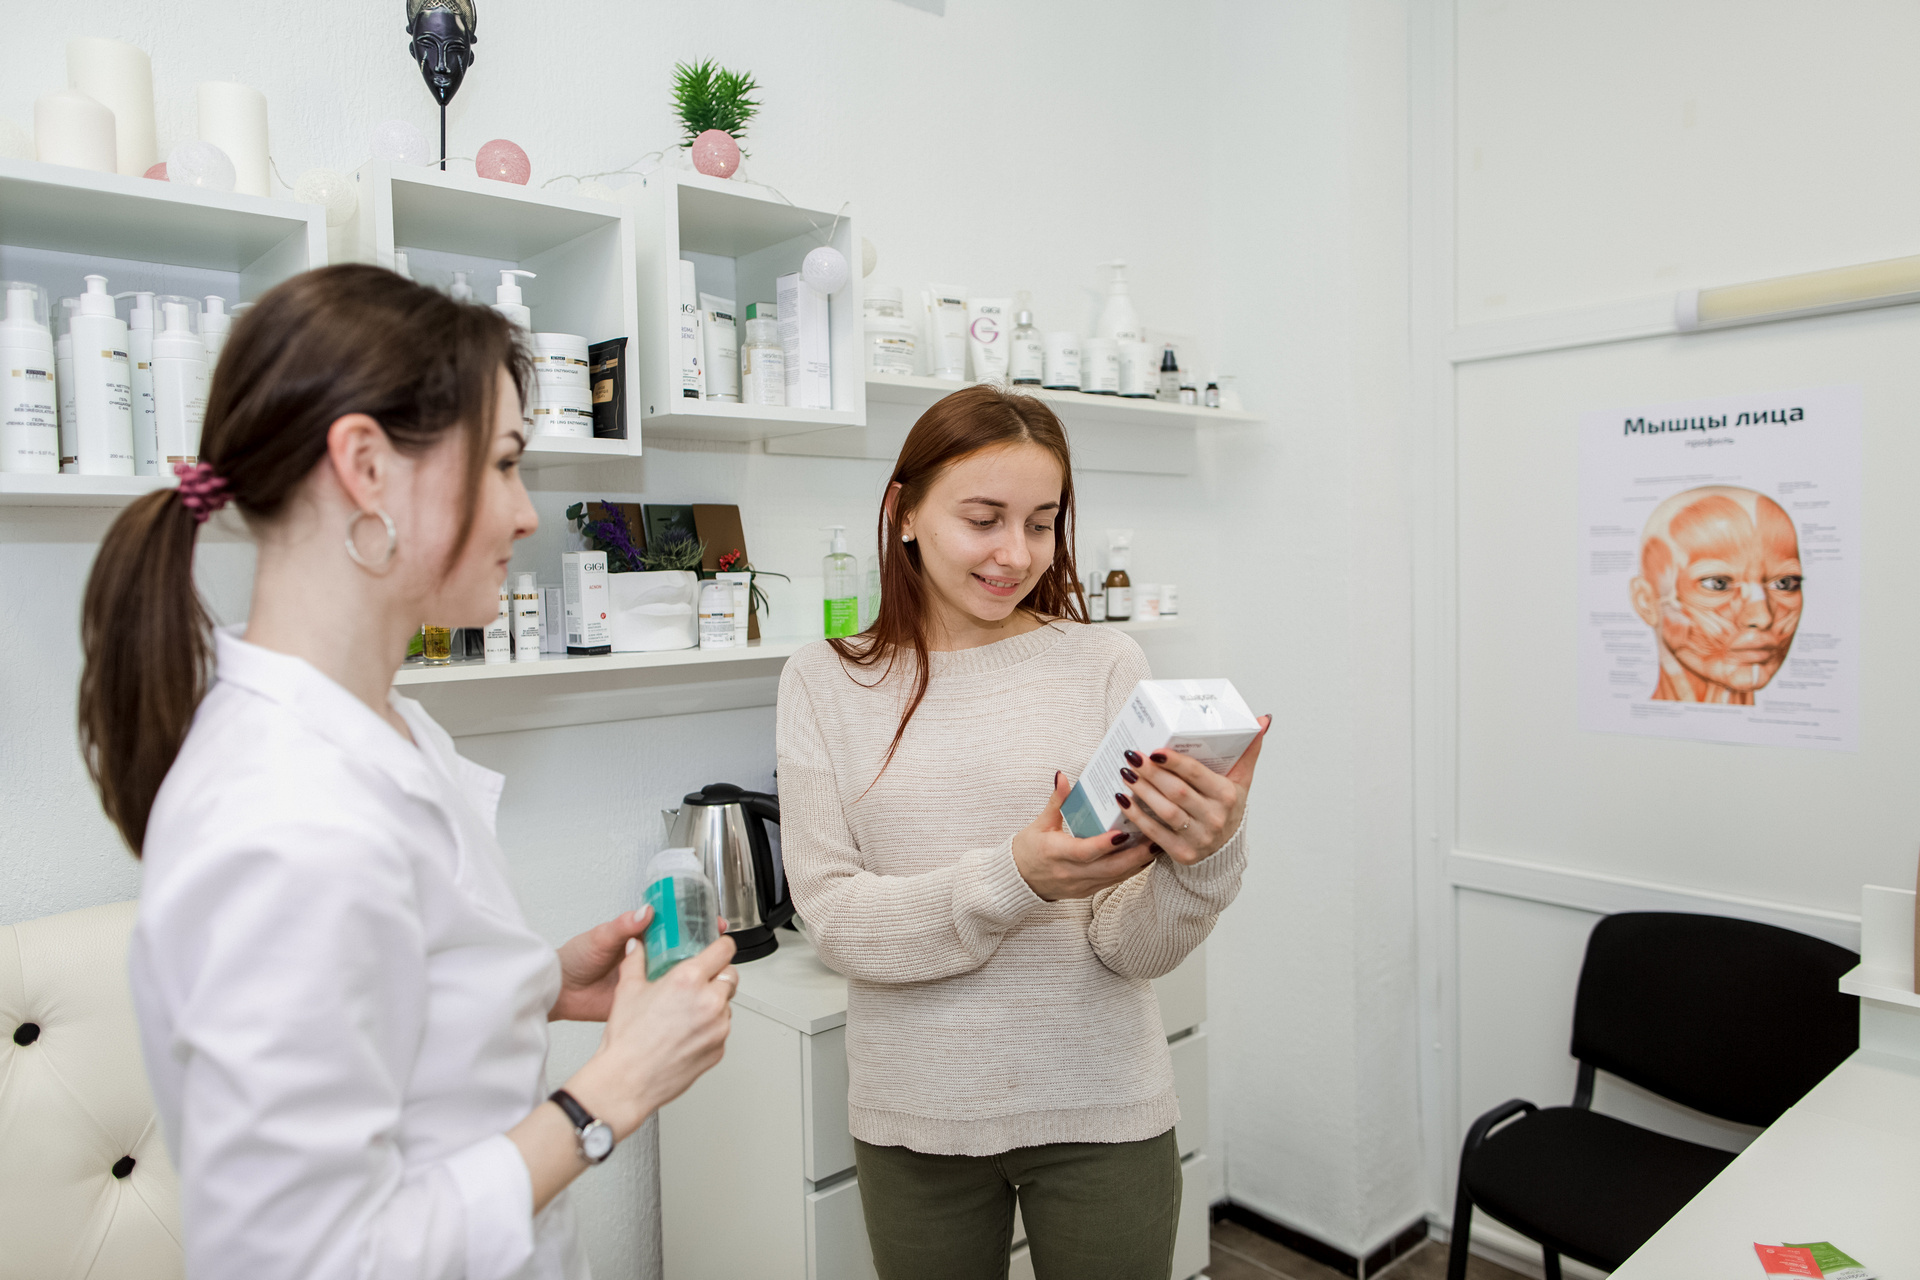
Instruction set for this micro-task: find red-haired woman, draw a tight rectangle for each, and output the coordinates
[776,385,1269,1280]
[79,265,736,1279]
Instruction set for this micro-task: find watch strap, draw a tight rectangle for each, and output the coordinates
[549,1088,595,1132]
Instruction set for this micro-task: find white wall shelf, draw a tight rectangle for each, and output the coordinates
[865,373,1260,427]
[343,161,642,468]
[394,616,1180,689]
[766,376,1255,475]
[622,169,863,443]
[0,474,175,507]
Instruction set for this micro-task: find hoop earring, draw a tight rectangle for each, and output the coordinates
[344,508,398,571]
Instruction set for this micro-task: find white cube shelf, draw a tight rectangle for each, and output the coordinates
[622,169,864,442]
[343,161,642,470]
[0,156,326,498]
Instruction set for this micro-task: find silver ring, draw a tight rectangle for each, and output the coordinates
[344,508,397,571]
[1181,821,1191,833]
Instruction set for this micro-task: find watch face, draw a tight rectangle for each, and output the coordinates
[582,1121,615,1162]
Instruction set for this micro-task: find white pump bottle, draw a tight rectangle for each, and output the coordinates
[493,270,536,330]
[153,300,209,465]
[118,291,159,475]
[1095,261,1144,346]
[201,296,232,369]
[0,282,59,474]
[72,275,135,476]
[450,270,473,302]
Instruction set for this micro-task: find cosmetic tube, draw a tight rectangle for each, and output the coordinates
[923,286,968,381]
[699,293,740,402]
[678,259,704,399]
[965,297,1010,385]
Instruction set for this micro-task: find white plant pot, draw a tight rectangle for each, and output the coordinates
[608,570,698,652]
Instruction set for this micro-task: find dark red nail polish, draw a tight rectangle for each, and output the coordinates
[1115,793,1133,809]
[1111,832,1129,845]
[1124,750,1144,767]
[1150,842,1163,855]
[1120,766,1138,783]
[1150,753,1168,764]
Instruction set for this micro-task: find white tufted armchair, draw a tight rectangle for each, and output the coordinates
[0,900,183,1279]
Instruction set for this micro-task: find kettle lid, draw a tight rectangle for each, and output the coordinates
[683,782,746,807]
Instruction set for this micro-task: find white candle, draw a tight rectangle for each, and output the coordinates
[68,38,157,177]
[196,81,269,197]
[34,88,115,172]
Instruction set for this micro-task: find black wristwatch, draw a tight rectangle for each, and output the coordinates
[549,1089,616,1165]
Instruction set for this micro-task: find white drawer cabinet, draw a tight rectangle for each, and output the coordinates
[661,936,1210,1280]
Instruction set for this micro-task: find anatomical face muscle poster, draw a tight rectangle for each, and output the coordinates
[1578,385,1860,751]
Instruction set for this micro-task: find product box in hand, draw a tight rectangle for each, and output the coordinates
[1062,679,1259,841]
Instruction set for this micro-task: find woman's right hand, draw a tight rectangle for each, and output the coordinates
[567,931,738,1140]
[1012,771,1157,901]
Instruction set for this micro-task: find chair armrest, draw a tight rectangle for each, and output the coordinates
[1462,1098,1538,1155]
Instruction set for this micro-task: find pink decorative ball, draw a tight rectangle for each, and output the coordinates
[476,138,530,185]
[143,161,168,181]
[690,129,741,179]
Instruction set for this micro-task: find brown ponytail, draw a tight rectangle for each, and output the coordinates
[830,383,1087,776]
[78,264,531,854]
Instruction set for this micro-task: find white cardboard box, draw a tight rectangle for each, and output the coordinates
[1062,680,1259,840]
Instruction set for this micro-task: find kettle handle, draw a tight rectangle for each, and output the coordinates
[740,793,794,929]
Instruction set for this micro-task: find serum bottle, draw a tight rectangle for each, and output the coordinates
[485,587,513,663]
[512,572,542,662]
[1157,344,1180,402]
[1008,299,1044,386]
[1103,529,1134,622]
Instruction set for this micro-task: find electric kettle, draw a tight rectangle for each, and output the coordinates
[661,783,792,962]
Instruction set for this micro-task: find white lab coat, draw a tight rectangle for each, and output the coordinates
[131,630,589,1280]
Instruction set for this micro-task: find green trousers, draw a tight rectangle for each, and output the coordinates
[855,1129,1182,1280]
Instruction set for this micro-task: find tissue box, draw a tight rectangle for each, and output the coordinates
[1062,679,1259,840]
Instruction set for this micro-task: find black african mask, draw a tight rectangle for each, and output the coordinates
[406,0,477,107]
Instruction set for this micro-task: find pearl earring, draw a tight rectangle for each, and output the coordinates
[901,534,913,543]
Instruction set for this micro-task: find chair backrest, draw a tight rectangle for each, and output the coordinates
[1571,911,1858,1128]
[0,900,184,1279]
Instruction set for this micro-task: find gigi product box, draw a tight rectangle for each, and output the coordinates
[562,550,611,655]
[1062,679,1259,841]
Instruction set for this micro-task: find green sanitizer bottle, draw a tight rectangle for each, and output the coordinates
[642,847,718,981]
[822,525,859,638]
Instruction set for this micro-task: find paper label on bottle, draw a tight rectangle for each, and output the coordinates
[824,597,859,638]
[1107,586,1132,617]
[1010,336,1045,382]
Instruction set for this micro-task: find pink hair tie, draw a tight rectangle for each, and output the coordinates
[173,461,232,524]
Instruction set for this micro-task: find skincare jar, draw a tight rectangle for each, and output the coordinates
[530,332,591,391]
[1042,331,1082,390]
[864,313,917,377]
[1080,337,1120,395]
[530,383,595,438]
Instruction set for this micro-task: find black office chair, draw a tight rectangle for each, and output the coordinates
[1446,911,1857,1280]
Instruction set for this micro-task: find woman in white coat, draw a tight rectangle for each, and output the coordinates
[77,264,737,1280]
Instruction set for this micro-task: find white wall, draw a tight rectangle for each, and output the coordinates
[1433,0,1920,1256]
[1204,0,1427,1258]
[0,2,1358,1276]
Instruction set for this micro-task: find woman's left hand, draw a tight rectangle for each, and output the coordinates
[551,909,653,1022]
[1120,715,1271,866]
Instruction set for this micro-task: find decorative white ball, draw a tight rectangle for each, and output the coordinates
[294,167,358,227]
[0,118,33,161]
[371,118,431,167]
[861,236,877,278]
[167,140,236,192]
[572,179,618,202]
[802,245,850,295]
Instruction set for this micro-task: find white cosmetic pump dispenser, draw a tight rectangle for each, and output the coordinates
[450,270,473,302]
[153,299,209,465]
[493,269,536,330]
[512,571,542,661]
[485,587,513,663]
[1096,261,1143,346]
[201,295,232,367]
[117,291,159,474]
[72,274,135,475]
[55,297,78,472]
[0,282,60,474]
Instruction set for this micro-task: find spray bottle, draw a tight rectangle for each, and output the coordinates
[1096,261,1143,346]
[823,525,859,638]
[493,269,536,330]
[71,275,135,475]
[0,282,59,474]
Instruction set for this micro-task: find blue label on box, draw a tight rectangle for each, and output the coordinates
[1061,782,1106,839]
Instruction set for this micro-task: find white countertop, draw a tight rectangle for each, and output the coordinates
[731,929,849,1035]
[1611,1049,1920,1280]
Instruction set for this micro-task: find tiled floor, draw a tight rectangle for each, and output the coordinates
[1209,1221,1534,1280]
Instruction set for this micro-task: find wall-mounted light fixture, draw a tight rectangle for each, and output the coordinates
[1676,254,1920,331]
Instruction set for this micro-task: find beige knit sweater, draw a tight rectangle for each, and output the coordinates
[775,620,1247,1156]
